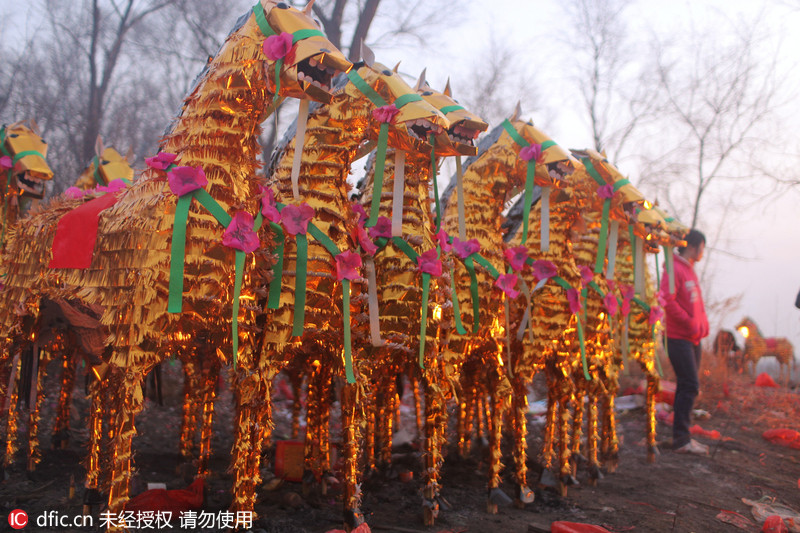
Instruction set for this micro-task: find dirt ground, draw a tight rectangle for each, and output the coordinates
[1,352,798,533]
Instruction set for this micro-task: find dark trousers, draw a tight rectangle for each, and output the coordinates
[667,338,701,448]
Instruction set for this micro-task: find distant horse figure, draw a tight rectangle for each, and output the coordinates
[713,329,741,373]
[735,317,795,386]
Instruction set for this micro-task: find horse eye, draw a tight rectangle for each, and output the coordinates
[102,160,110,165]
[9,133,18,138]
[422,91,433,96]
[276,2,289,8]
[382,69,392,76]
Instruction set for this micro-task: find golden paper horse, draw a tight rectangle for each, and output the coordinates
[736,317,795,386]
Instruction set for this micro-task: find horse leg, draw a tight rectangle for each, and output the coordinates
[26,351,46,471]
[52,349,78,449]
[341,382,365,530]
[196,357,220,478]
[511,372,534,507]
[646,375,659,463]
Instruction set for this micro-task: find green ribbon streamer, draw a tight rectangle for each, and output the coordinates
[595,198,611,273]
[168,193,194,313]
[292,233,308,336]
[438,105,464,114]
[366,123,390,227]
[430,134,442,230]
[252,2,275,37]
[268,222,284,309]
[393,93,422,108]
[652,324,664,377]
[419,273,431,369]
[92,156,107,186]
[449,266,467,335]
[501,119,527,147]
[471,253,499,278]
[342,279,355,383]
[232,250,246,367]
[576,316,590,381]
[346,69,388,107]
[465,256,480,333]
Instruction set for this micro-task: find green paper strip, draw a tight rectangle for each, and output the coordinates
[168,193,194,313]
[520,160,535,245]
[576,315,590,381]
[232,250,245,368]
[252,2,275,37]
[613,178,630,191]
[418,273,431,369]
[343,280,355,383]
[267,222,284,309]
[501,119,528,148]
[541,140,556,150]
[438,105,464,114]
[391,236,418,261]
[347,69,387,107]
[583,158,604,186]
[581,286,588,324]
[595,198,611,274]
[308,223,340,256]
[366,123,390,227]
[465,256,479,333]
[291,29,324,42]
[655,249,661,287]
[471,253,499,279]
[449,266,467,335]
[92,156,106,186]
[652,325,663,377]
[393,93,422,108]
[632,297,650,312]
[665,245,675,294]
[552,276,572,292]
[194,189,231,226]
[292,233,308,336]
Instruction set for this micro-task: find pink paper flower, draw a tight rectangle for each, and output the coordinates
[495,273,520,299]
[260,185,281,223]
[335,250,363,281]
[355,224,378,255]
[436,229,452,253]
[263,32,293,61]
[518,143,542,162]
[452,237,480,259]
[531,259,558,281]
[606,279,617,293]
[280,202,315,235]
[64,187,85,199]
[145,152,177,170]
[96,179,128,193]
[417,248,442,277]
[649,305,664,325]
[223,211,260,253]
[351,203,368,225]
[0,155,12,169]
[603,292,619,315]
[597,183,615,199]
[579,265,594,286]
[372,104,400,124]
[504,245,529,272]
[368,216,392,239]
[620,284,635,316]
[567,288,583,315]
[168,165,207,196]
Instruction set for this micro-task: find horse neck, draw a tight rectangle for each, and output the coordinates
[155,14,269,210]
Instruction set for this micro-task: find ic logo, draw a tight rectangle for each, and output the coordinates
[8,509,28,529]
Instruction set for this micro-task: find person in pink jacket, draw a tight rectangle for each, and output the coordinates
[660,229,710,455]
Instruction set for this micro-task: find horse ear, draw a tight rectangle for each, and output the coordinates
[414,68,427,91]
[510,101,522,121]
[393,61,401,73]
[95,136,104,157]
[303,0,315,16]
[359,40,375,68]
[29,118,41,136]
[125,146,135,163]
[443,77,452,97]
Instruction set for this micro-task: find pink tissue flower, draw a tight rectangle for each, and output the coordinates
[495,273,520,299]
[263,32,293,61]
[452,237,480,259]
[531,259,558,282]
[620,284,635,316]
[336,250,363,281]
[372,104,400,124]
[649,305,664,325]
[504,245,529,272]
[567,288,583,315]
[145,152,177,170]
[355,224,378,255]
[518,143,542,162]
[579,265,594,286]
[606,279,617,293]
[603,292,619,315]
[64,187,85,199]
[417,248,442,277]
[436,229,452,253]
[368,216,392,240]
[222,211,260,253]
[96,179,128,193]
[597,183,615,199]
[260,185,281,223]
[0,156,12,169]
[168,165,207,196]
[351,203,368,225]
[280,202,315,236]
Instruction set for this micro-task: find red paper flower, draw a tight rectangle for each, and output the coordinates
[351,203,368,225]
[368,216,392,239]
[280,202,315,235]
[495,273,520,299]
[531,259,558,281]
[168,165,207,196]
[436,229,452,253]
[417,248,442,277]
[504,245,529,272]
[335,250,363,281]
[260,185,281,223]
[64,186,85,199]
[579,265,594,286]
[649,305,664,325]
[355,224,378,255]
[372,104,400,124]
[452,237,480,259]
[223,211,260,253]
[145,152,177,170]
[0,156,12,169]
[519,143,542,162]
[597,183,615,199]
[567,288,583,315]
[263,32,293,61]
[603,292,619,315]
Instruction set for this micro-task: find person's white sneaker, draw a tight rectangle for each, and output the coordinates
[674,439,709,455]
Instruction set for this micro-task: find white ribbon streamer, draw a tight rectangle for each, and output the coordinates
[391,150,405,237]
[290,98,310,200]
